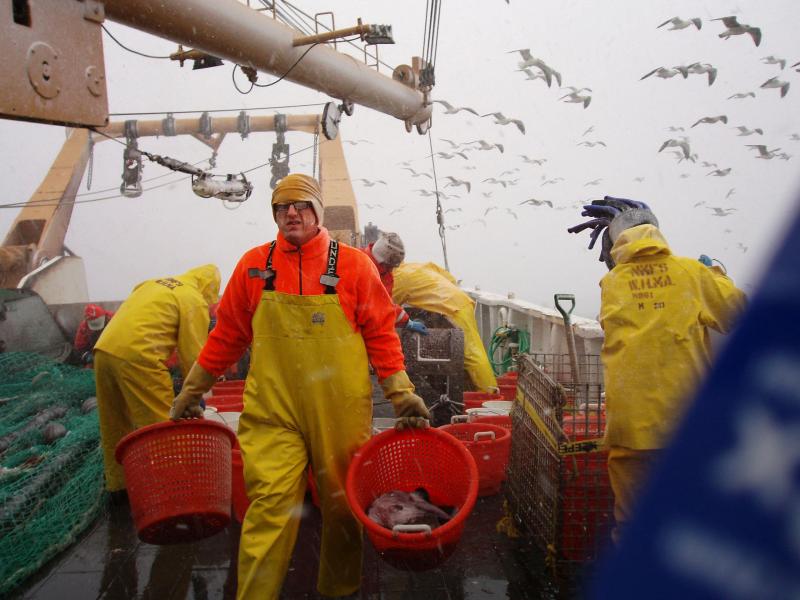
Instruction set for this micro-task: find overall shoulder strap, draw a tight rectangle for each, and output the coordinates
[319,239,340,294]
[247,241,277,290]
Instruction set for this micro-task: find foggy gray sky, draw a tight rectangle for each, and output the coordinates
[2,0,799,318]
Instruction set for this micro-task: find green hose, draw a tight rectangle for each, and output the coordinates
[488,326,531,375]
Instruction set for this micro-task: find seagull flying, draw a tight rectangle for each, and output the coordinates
[362,203,383,209]
[401,167,433,179]
[641,66,688,80]
[728,92,756,99]
[584,178,603,186]
[519,155,547,165]
[707,168,732,176]
[516,67,550,84]
[519,198,553,208]
[559,90,592,108]
[667,126,686,132]
[577,140,607,148]
[746,145,781,159]
[701,161,718,168]
[760,77,790,98]
[506,49,562,86]
[433,151,470,160]
[712,16,762,47]
[464,140,505,153]
[354,178,387,187]
[505,208,519,220]
[582,126,595,137]
[692,115,728,127]
[659,137,692,159]
[733,126,763,136]
[444,176,472,193]
[708,206,736,216]
[432,100,480,116]
[687,62,718,85]
[480,112,526,134]
[482,178,508,188]
[658,17,702,30]
[762,56,786,70]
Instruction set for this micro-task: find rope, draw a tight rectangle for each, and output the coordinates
[426,130,449,271]
[489,326,531,375]
[101,25,171,59]
[311,125,319,178]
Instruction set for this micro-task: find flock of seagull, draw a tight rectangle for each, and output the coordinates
[350,14,798,241]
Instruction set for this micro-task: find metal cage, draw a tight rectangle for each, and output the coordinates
[506,353,613,596]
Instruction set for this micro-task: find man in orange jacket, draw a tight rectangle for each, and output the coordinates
[170,174,430,600]
[360,231,428,335]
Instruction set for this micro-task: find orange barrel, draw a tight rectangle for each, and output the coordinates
[115,420,236,544]
[462,391,502,412]
[439,422,511,497]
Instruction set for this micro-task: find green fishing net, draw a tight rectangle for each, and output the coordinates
[0,352,104,596]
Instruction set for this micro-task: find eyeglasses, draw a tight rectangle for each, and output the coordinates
[274,200,313,214]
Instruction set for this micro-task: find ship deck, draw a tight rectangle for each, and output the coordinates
[11,491,556,600]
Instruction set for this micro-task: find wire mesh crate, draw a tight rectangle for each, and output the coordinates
[506,353,613,596]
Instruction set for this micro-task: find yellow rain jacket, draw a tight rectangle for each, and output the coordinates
[600,225,746,450]
[393,262,497,391]
[94,264,220,491]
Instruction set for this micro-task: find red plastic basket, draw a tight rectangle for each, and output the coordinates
[439,423,510,497]
[346,428,478,571]
[205,394,244,412]
[212,380,246,395]
[469,413,512,430]
[462,391,502,412]
[498,384,517,400]
[115,420,236,544]
[560,413,613,560]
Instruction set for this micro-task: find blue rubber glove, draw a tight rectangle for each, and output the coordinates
[405,319,428,335]
[698,254,713,267]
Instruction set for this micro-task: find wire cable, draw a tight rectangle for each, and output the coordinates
[232,42,321,94]
[101,25,172,59]
[109,102,326,117]
[426,130,449,271]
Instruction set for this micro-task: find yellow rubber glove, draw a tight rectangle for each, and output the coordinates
[170,362,217,420]
[380,370,431,430]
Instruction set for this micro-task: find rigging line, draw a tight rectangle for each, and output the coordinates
[232,64,255,94]
[101,25,172,59]
[251,42,321,88]
[258,0,313,36]
[426,129,450,272]
[276,0,318,35]
[431,0,443,71]
[109,102,326,117]
[422,0,434,65]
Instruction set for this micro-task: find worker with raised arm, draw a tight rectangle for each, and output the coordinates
[170,174,429,600]
[93,264,220,494]
[392,261,498,392]
[360,231,428,335]
[568,196,747,544]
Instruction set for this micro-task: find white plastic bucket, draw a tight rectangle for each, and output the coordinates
[480,400,513,415]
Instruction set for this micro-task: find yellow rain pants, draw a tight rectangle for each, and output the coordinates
[237,291,372,600]
[447,306,498,392]
[607,446,662,545]
[393,262,497,392]
[94,351,175,491]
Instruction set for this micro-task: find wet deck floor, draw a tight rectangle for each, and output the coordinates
[12,491,558,600]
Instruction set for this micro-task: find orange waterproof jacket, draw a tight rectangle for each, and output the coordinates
[199,228,405,380]
[360,243,409,326]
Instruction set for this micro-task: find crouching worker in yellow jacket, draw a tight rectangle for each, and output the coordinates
[392,262,498,392]
[569,197,746,544]
[93,264,220,492]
